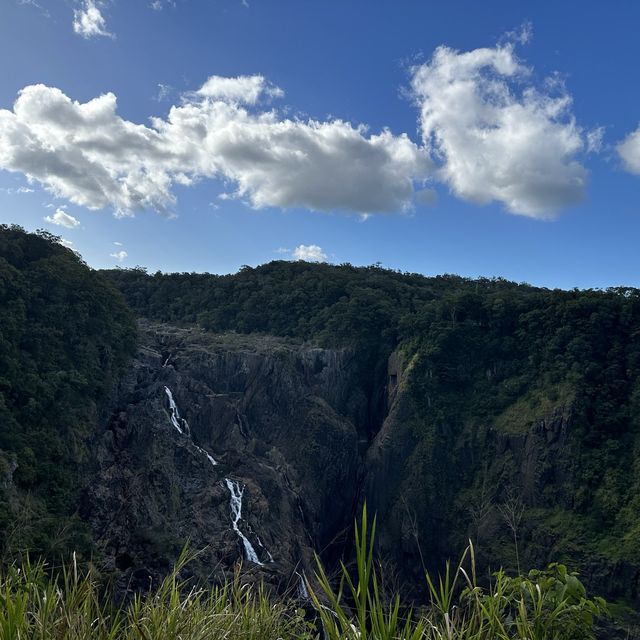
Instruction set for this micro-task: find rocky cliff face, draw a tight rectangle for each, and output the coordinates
[82,320,639,612]
[83,321,366,595]
[364,348,640,609]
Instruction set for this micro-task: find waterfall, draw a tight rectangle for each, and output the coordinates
[162,385,269,566]
[195,444,218,466]
[164,386,188,434]
[256,535,274,563]
[297,573,309,600]
[164,387,218,465]
[224,478,263,565]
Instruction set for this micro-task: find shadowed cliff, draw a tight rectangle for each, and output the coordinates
[2,226,640,619]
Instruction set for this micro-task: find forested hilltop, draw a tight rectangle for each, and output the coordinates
[2,226,640,621]
[0,225,137,560]
[102,263,543,406]
[103,261,640,607]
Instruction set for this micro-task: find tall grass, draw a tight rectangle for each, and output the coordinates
[0,511,609,639]
[0,550,312,640]
[309,505,608,640]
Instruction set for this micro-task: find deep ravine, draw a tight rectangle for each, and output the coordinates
[84,321,364,595]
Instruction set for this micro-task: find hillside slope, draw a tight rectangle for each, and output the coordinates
[0,225,137,560]
[103,261,640,606]
[1,228,639,611]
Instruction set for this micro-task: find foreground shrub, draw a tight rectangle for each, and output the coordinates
[0,552,312,640]
[310,505,607,640]
[0,512,608,639]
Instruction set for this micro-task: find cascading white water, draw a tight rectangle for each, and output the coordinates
[297,573,309,600]
[163,387,218,465]
[195,444,218,466]
[164,386,189,434]
[257,535,274,563]
[224,478,263,565]
[162,385,270,566]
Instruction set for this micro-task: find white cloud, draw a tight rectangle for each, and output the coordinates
[415,187,437,205]
[73,0,112,39]
[113,241,123,246]
[274,247,290,254]
[0,185,34,195]
[110,250,127,262]
[617,125,640,174]
[44,207,80,228]
[155,83,173,102]
[504,22,533,46]
[196,75,284,104]
[58,238,74,248]
[149,0,175,9]
[586,127,605,154]
[410,43,587,218]
[293,244,327,262]
[0,77,431,216]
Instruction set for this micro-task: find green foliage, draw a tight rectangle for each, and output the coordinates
[0,516,609,640]
[102,261,640,598]
[3,233,639,609]
[0,551,314,640]
[381,282,640,602]
[311,507,607,640]
[312,504,427,640]
[0,225,137,562]
[101,264,534,407]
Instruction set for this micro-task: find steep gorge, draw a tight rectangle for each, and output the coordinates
[83,318,640,610]
[3,227,640,619]
[83,321,366,595]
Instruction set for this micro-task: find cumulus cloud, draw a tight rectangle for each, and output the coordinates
[293,244,327,262]
[415,187,437,205]
[586,127,605,154]
[44,207,80,228]
[155,83,174,102]
[110,249,127,262]
[195,75,283,103]
[410,43,587,217]
[0,76,430,216]
[617,125,640,175]
[0,185,34,195]
[73,0,112,39]
[149,0,175,9]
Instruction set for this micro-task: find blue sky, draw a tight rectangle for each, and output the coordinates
[1,0,640,289]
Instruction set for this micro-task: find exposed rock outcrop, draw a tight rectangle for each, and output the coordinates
[81,320,640,616]
[364,347,640,609]
[83,321,365,594]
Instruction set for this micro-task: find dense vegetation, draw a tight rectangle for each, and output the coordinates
[103,262,640,606]
[2,227,639,633]
[0,512,609,640]
[397,281,640,574]
[102,263,532,419]
[0,226,137,561]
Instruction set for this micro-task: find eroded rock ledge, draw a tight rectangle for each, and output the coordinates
[84,320,365,594]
